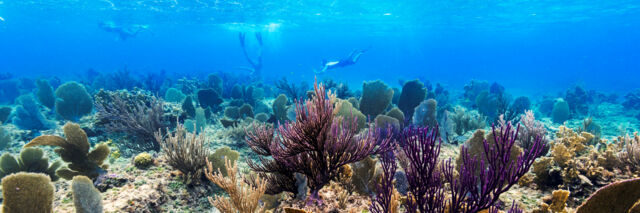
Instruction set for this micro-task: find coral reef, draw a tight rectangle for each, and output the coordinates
[2,69,640,212]
[25,122,110,180]
[1,172,55,213]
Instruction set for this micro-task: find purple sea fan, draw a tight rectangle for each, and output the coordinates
[246,79,393,205]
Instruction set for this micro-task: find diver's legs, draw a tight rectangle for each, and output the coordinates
[351,51,364,63]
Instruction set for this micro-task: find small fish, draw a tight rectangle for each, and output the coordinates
[0,17,4,22]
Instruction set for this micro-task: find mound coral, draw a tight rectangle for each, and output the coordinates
[245,80,392,204]
[0,106,11,123]
[133,152,154,169]
[385,107,405,124]
[0,147,61,181]
[182,96,196,118]
[72,175,104,213]
[398,79,427,122]
[350,156,378,195]
[359,80,394,118]
[25,122,110,180]
[552,99,571,124]
[164,87,186,103]
[1,172,55,213]
[412,99,438,128]
[207,146,239,177]
[333,99,367,131]
[197,88,223,110]
[449,106,486,136]
[12,94,54,130]
[35,79,55,109]
[55,81,93,121]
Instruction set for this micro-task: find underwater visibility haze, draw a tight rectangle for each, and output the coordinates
[0,0,640,212]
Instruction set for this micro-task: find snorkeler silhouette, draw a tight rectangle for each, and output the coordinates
[315,49,368,74]
[237,32,263,78]
[98,21,150,41]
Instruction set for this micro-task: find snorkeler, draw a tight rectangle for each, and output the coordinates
[98,21,150,41]
[315,49,368,74]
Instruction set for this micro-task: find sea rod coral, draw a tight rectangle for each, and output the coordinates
[387,122,544,213]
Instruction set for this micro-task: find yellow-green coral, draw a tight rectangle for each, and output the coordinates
[133,152,154,169]
[1,172,54,213]
[207,146,239,177]
[350,156,378,195]
[333,99,366,132]
[25,122,110,180]
[0,147,62,181]
[72,175,103,213]
[536,126,620,189]
[576,178,640,213]
[549,189,570,213]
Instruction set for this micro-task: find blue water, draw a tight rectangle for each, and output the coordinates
[1,0,639,94]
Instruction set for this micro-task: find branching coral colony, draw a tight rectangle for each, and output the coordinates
[245,80,393,205]
[369,122,544,213]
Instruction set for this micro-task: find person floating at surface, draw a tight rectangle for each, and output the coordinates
[237,32,263,78]
[98,21,150,41]
[315,49,368,74]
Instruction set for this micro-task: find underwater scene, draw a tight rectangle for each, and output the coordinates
[1,0,640,212]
